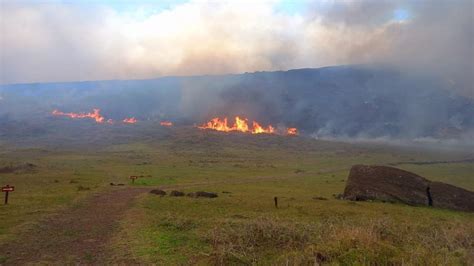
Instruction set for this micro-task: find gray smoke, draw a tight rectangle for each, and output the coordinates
[1,0,472,97]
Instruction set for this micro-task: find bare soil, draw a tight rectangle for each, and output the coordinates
[0,187,148,264]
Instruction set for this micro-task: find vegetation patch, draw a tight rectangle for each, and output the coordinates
[204,216,474,265]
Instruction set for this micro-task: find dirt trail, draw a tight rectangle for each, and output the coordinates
[0,174,304,264]
[0,187,148,264]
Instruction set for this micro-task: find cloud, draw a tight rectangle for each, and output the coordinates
[0,0,472,96]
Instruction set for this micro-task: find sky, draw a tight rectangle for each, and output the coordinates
[0,0,473,94]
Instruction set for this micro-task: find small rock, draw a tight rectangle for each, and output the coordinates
[150,189,166,196]
[332,193,343,200]
[169,190,185,197]
[188,191,218,198]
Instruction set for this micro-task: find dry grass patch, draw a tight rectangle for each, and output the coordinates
[205,216,474,265]
[207,217,313,264]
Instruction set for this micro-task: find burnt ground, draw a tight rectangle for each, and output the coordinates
[0,187,149,264]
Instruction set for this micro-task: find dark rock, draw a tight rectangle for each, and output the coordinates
[332,193,344,199]
[430,182,474,212]
[110,183,125,186]
[169,190,185,197]
[150,189,166,196]
[187,191,218,198]
[344,165,430,205]
[343,165,474,212]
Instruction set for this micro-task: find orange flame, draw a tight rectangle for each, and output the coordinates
[52,108,106,123]
[198,116,276,134]
[252,121,275,134]
[160,121,173,126]
[287,127,298,135]
[123,117,137,124]
[235,116,249,132]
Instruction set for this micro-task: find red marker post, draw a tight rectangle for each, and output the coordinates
[2,185,15,205]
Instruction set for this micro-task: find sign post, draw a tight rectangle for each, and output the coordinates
[129,176,138,184]
[2,185,15,205]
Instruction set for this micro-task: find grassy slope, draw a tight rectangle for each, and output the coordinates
[1,127,473,264]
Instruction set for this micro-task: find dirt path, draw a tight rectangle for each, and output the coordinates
[0,174,311,264]
[0,187,148,264]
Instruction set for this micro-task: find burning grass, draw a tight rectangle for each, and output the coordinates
[52,108,111,124]
[52,108,138,125]
[160,121,173,127]
[122,117,137,124]
[198,116,297,135]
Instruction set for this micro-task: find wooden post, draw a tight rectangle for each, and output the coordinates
[274,196,278,208]
[2,185,15,205]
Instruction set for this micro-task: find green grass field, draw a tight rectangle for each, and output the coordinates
[1,127,473,264]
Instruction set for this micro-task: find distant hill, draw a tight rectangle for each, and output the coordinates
[1,65,473,141]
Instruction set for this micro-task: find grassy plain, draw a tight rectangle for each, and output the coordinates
[0,125,473,264]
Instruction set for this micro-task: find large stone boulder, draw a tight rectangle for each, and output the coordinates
[430,182,474,212]
[343,165,474,212]
[343,165,430,206]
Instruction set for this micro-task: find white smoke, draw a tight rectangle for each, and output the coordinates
[0,0,472,96]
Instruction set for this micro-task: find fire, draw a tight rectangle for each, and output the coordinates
[123,117,137,124]
[51,108,138,125]
[51,109,298,135]
[287,127,298,135]
[235,116,249,132]
[52,108,106,123]
[198,116,276,134]
[160,121,173,126]
[252,121,275,134]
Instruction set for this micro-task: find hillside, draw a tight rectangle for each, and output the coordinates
[1,65,473,143]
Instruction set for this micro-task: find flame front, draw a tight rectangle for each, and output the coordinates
[52,109,297,135]
[252,121,275,134]
[199,116,277,134]
[235,116,249,132]
[123,117,137,124]
[52,108,106,123]
[52,108,137,125]
[287,127,298,135]
[160,121,173,126]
